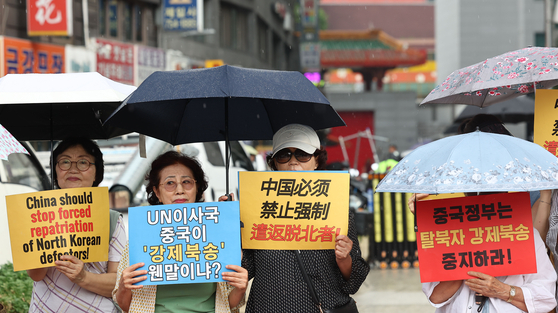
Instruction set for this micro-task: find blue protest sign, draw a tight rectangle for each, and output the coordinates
[128,201,241,285]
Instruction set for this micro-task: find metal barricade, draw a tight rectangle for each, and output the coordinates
[366,173,419,269]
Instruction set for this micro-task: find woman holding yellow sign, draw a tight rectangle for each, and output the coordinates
[27,137,127,313]
[242,124,369,312]
[113,151,248,313]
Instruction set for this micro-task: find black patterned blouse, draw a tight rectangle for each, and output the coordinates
[242,211,370,312]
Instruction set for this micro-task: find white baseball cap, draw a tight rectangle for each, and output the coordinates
[272,124,320,157]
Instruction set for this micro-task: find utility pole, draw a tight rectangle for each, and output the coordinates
[546,0,553,47]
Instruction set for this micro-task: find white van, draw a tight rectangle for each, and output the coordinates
[179,141,254,202]
[0,143,50,265]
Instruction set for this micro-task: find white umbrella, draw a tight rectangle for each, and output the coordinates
[0,72,136,141]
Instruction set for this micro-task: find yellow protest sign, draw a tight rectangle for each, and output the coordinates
[534,89,558,155]
[6,187,110,271]
[239,171,349,250]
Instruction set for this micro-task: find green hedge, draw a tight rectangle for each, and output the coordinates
[0,262,33,313]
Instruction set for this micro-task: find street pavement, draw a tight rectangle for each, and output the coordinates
[240,267,434,313]
[353,267,434,312]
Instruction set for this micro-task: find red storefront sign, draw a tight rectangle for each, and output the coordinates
[0,36,65,76]
[95,38,134,85]
[416,192,536,283]
[27,0,72,36]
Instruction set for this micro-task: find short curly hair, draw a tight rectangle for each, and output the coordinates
[145,151,208,205]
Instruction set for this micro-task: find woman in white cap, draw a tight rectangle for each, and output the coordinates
[241,124,369,312]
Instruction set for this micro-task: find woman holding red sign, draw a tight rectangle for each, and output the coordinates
[112,151,248,313]
[408,115,557,313]
[241,124,370,312]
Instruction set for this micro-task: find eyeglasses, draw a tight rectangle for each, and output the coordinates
[57,159,95,171]
[160,178,197,192]
[274,149,314,164]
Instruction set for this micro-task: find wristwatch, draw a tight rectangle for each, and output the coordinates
[507,286,516,303]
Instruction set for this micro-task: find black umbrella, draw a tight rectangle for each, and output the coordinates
[105,65,346,194]
[454,95,534,124]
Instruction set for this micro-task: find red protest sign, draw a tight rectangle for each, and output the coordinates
[416,192,536,283]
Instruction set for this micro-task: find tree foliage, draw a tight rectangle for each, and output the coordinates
[0,262,33,313]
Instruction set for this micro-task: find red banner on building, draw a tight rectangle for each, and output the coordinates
[27,0,72,36]
[416,192,536,283]
[95,38,134,85]
[0,36,65,76]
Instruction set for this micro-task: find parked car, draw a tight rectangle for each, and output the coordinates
[0,143,50,265]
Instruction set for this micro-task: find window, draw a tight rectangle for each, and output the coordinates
[98,0,153,44]
[204,142,225,167]
[258,19,268,61]
[230,142,254,171]
[108,0,118,37]
[2,146,49,191]
[123,3,132,40]
[220,4,248,51]
[99,0,107,35]
[134,5,143,42]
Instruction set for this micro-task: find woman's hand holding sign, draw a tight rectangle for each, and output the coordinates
[116,262,148,312]
[223,265,248,309]
[335,235,353,280]
[55,255,86,283]
[465,271,527,311]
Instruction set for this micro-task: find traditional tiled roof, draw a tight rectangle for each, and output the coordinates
[319,30,427,68]
[320,2,434,52]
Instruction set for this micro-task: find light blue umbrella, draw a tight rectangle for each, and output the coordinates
[375,130,558,194]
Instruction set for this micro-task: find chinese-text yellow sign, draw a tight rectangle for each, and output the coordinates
[239,171,349,250]
[6,187,110,271]
[534,89,558,154]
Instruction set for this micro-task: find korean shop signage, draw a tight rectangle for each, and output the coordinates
[0,36,65,75]
[128,201,241,285]
[95,38,134,85]
[416,192,536,283]
[239,171,350,250]
[163,0,199,31]
[27,0,73,36]
[6,188,110,271]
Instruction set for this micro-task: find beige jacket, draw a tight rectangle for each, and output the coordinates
[112,244,244,313]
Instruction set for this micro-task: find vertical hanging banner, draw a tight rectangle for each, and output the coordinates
[128,201,241,285]
[95,38,135,85]
[27,0,73,36]
[534,89,558,155]
[0,36,65,76]
[239,171,349,250]
[6,187,110,271]
[416,192,536,283]
[162,0,201,31]
[135,45,166,85]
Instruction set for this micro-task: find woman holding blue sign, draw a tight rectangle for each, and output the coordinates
[241,124,370,312]
[113,151,247,313]
[27,137,127,313]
